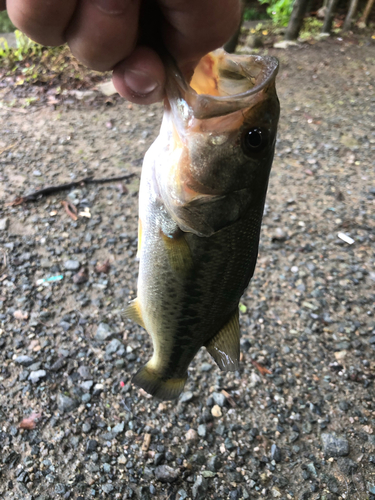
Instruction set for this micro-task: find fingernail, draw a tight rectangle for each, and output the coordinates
[123,69,159,98]
[92,0,127,15]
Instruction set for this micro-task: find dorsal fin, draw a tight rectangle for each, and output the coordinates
[205,309,240,372]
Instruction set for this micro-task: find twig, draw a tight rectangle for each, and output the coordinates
[7,173,136,206]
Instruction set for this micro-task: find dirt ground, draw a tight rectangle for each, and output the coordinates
[0,36,375,500]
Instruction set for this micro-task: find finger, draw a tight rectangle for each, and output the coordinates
[160,0,242,76]
[6,0,77,46]
[112,45,165,104]
[66,0,141,72]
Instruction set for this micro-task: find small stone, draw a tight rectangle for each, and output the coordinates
[176,489,188,500]
[80,380,93,392]
[192,475,208,500]
[78,365,91,379]
[337,457,358,475]
[102,483,114,494]
[0,218,9,231]
[86,439,98,453]
[271,487,282,498]
[63,260,80,271]
[185,429,198,441]
[197,424,207,438]
[154,465,179,483]
[82,423,91,433]
[179,391,193,403]
[33,169,42,176]
[207,455,222,472]
[28,370,46,383]
[289,431,299,443]
[112,421,125,434]
[200,363,212,372]
[95,323,113,341]
[211,405,222,418]
[54,484,66,495]
[212,392,226,407]
[321,433,349,457]
[15,355,34,367]
[105,338,122,355]
[270,444,281,463]
[58,394,78,413]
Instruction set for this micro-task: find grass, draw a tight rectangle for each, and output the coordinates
[0,11,15,33]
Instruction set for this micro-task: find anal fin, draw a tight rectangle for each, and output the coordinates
[205,309,240,372]
[124,298,145,329]
[133,363,187,401]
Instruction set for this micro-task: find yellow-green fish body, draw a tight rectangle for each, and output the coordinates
[126,50,280,400]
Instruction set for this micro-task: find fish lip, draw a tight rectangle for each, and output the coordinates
[166,49,279,120]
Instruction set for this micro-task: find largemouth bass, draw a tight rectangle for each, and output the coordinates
[126,49,280,400]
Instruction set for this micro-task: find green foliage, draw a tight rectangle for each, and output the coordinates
[258,0,294,26]
[243,7,270,21]
[0,11,15,33]
[299,17,324,38]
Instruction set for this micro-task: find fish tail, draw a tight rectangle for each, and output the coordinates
[132,364,187,401]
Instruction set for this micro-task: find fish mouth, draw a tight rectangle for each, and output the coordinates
[165,49,279,120]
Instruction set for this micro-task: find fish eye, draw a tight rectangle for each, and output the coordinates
[242,128,267,155]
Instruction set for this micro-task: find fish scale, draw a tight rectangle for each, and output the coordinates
[125,49,280,400]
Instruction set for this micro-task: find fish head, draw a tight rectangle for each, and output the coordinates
[157,49,280,237]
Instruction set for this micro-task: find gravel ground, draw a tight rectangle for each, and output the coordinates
[0,37,374,500]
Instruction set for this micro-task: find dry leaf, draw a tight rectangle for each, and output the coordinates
[95,259,111,274]
[73,267,89,284]
[221,389,236,407]
[251,359,272,376]
[19,413,42,430]
[142,433,151,452]
[61,200,78,221]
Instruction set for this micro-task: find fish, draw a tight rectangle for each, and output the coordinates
[125,49,280,400]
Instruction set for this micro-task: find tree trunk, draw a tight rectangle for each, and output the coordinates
[223,0,244,53]
[322,0,340,33]
[343,0,360,30]
[359,0,375,25]
[285,0,310,40]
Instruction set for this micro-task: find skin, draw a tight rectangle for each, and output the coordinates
[1,0,241,104]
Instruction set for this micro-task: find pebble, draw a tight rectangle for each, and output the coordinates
[28,369,46,383]
[212,392,226,407]
[200,363,212,372]
[58,394,78,413]
[105,338,122,355]
[63,260,80,271]
[270,444,281,462]
[179,391,194,403]
[95,323,113,341]
[154,465,179,483]
[192,475,208,500]
[211,405,222,418]
[112,421,125,434]
[80,380,93,392]
[185,429,198,441]
[321,433,350,457]
[15,355,34,366]
[86,439,98,453]
[197,424,207,438]
[0,217,9,231]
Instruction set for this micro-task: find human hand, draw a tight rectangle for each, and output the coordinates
[2,0,241,104]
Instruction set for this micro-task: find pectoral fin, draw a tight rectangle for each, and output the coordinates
[124,298,145,329]
[205,309,240,372]
[161,229,193,276]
